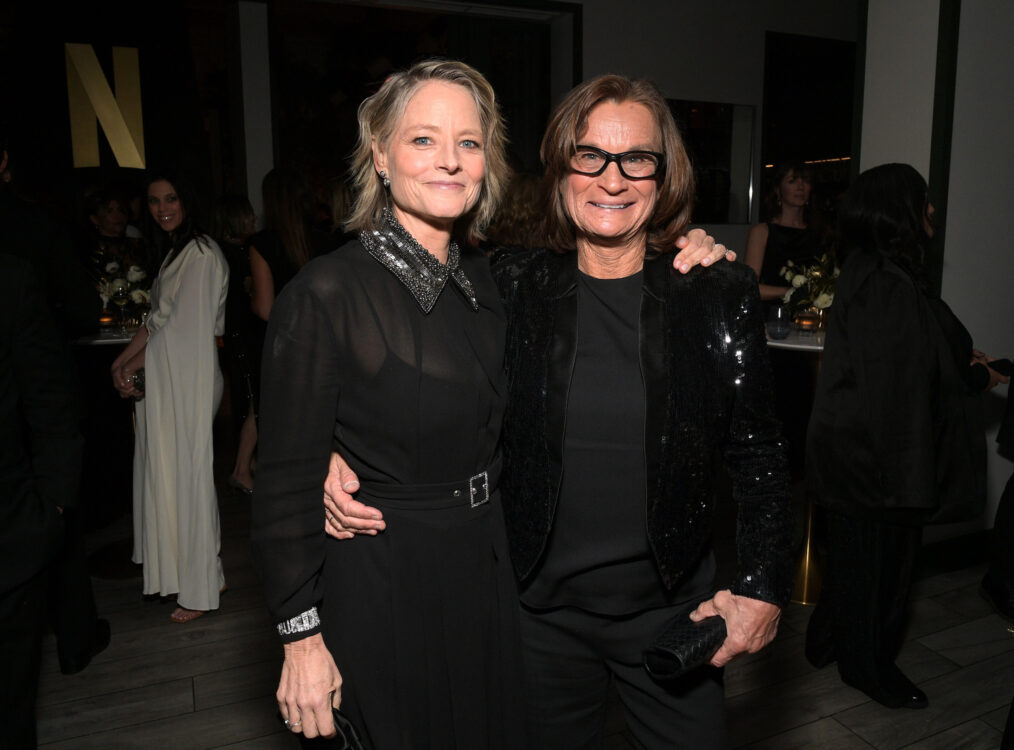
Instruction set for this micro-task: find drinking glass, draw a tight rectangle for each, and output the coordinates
[766,306,791,339]
[110,280,130,336]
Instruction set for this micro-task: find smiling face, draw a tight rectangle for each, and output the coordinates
[372,81,485,252]
[147,179,185,235]
[562,100,660,259]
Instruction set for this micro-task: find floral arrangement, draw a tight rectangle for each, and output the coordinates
[779,253,839,314]
[97,259,151,325]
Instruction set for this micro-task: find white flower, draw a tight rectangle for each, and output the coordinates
[130,289,150,305]
[126,265,146,283]
[792,274,807,288]
[105,261,120,274]
[782,289,794,303]
[109,278,128,293]
[814,292,834,309]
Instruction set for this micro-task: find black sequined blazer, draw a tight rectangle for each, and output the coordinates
[493,249,795,606]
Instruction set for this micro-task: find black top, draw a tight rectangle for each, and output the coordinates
[807,251,986,524]
[522,270,676,613]
[249,225,335,294]
[252,232,506,630]
[0,254,82,592]
[759,222,822,286]
[495,250,795,606]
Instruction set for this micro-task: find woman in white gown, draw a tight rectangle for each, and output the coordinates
[112,173,229,623]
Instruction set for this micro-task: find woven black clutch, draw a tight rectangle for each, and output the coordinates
[643,597,727,680]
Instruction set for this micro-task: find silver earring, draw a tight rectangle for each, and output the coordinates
[380,170,390,188]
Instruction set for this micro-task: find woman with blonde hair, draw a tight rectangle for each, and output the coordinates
[252,59,523,747]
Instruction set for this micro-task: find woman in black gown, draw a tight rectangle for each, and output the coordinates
[251,60,525,747]
[804,163,1008,709]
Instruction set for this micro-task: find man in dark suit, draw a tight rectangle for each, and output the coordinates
[0,253,84,748]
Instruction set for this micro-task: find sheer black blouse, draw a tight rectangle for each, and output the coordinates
[252,234,506,637]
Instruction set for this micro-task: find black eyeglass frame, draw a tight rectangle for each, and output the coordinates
[570,144,666,180]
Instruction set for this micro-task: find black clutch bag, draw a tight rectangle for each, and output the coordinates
[330,690,365,750]
[643,597,727,681]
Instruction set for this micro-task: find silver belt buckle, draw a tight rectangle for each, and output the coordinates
[468,470,490,508]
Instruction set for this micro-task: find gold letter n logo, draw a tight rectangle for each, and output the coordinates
[65,43,145,169]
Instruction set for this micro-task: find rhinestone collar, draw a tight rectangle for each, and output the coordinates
[359,208,479,314]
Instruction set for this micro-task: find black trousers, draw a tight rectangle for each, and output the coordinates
[47,508,101,671]
[520,603,725,750]
[0,573,47,749]
[807,509,922,687]
[989,473,1014,581]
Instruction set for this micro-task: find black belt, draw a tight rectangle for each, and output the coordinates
[356,456,502,509]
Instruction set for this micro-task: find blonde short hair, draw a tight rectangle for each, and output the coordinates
[540,75,695,255]
[344,59,508,245]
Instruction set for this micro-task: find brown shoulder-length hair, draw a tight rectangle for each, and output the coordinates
[344,59,508,245]
[541,74,694,255]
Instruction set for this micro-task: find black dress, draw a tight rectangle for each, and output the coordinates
[757,222,822,288]
[252,213,524,749]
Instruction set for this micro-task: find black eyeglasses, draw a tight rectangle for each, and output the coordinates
[570,145,664,180]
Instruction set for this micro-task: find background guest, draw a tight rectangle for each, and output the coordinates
[744,160,826,303]
[80,185,156,285]
[744,160,828,476]
[0,254,85,748]
[210,193,259,495]
[249,167,332,324]
[112,171,230,624]
[804,162,1008,709]
[0,134,110,686]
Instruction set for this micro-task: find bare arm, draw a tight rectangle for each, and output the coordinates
[250,245,276,322]
[111,325,148,398]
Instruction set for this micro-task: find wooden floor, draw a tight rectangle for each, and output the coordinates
[36,471,1014,749]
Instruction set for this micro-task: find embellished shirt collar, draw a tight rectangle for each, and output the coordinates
[359,208,479,314]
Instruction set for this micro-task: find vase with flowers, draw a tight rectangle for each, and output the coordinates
[779,253,839,330]
[96,259,152,333]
